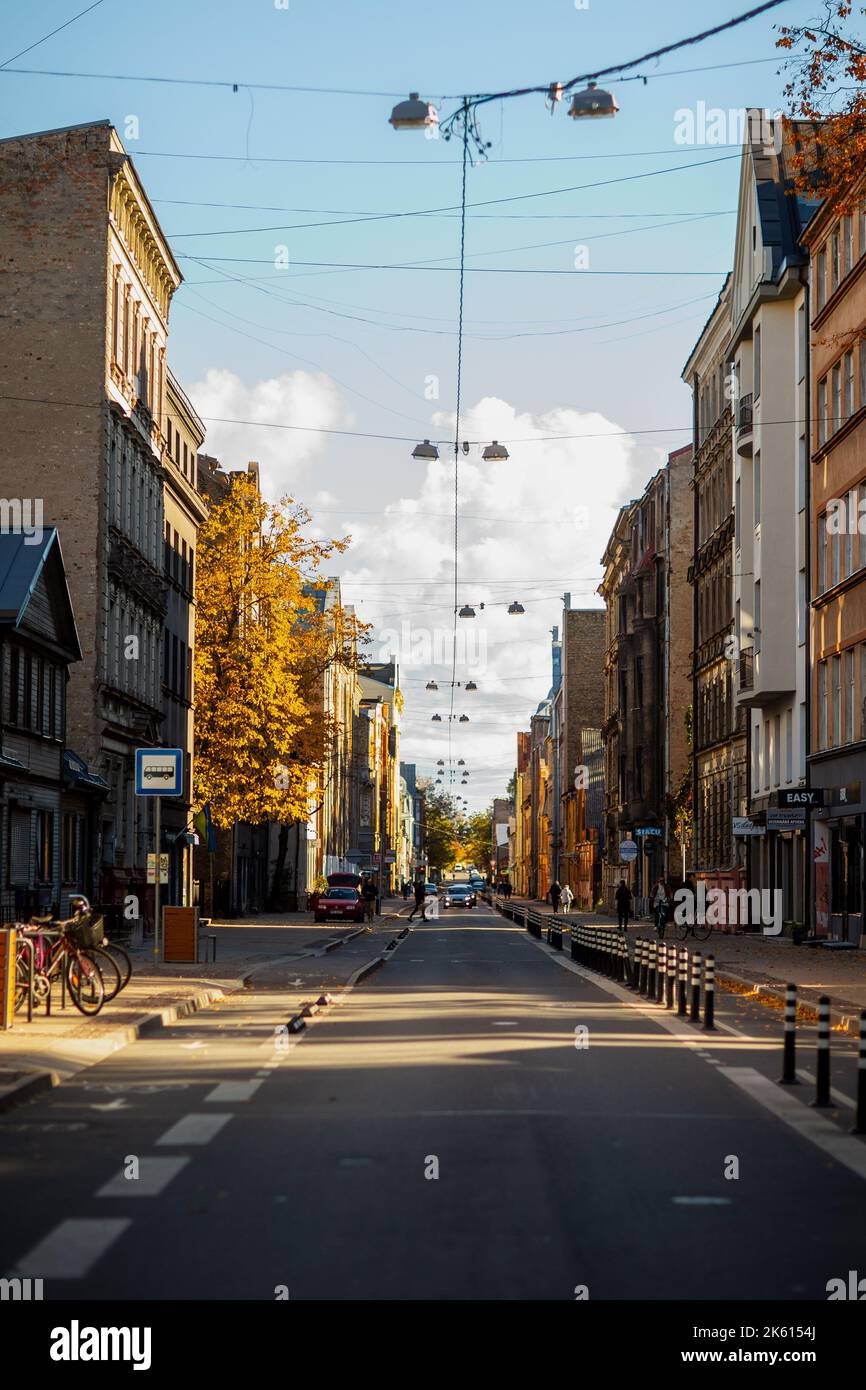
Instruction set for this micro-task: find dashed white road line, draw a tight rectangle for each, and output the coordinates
[205,1080,264,1103]
[97,1157,190,1197]
[156,1113,233,1146]
[8,1219,131,1278]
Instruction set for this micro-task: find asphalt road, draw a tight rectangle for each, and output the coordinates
[2,902,864,1301]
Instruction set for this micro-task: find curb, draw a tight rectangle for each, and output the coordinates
[0,981,232,1118]
[714,968,862,1036]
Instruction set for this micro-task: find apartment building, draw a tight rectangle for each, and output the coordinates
[683,277,749,895]
[599,448,693,910]
[553,599,605,908]
[730,115,817,928]
[0,121,184,915]
[803,167,866,942]
[357,661,401,893]
[163,372,207,906]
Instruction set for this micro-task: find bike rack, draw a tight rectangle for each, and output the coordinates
[16,935,35,1024]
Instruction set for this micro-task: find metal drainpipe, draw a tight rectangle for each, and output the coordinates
[691,371,700,883]
[802,265,812,932]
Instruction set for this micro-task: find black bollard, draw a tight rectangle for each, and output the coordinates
[677,946,687,1016]
[690,951,701,1022]
[647,939,656,999]
[702,954,715,1031]
[812,996,831,1108]
[852,1011,866,1135]
[657,941,667,1004]
[780,983,798,1085]
[666,944,676,1009]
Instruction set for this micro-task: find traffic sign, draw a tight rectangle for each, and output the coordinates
[135,748,183,797]
[619,839,638,864]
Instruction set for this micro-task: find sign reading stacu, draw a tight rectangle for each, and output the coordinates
[135,748,183,797]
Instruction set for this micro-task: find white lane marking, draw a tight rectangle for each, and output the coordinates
[493,1021,519,1027]
[205,1080,264,1103]
[8,1219,131,1278]
[97,1157,190,1197]
[671,1196,731,1206]
[717,1067,866,1181]
[156,1114,233,1146]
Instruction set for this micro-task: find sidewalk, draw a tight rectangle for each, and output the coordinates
[501,894,866,1028]
[0,899,409,1112]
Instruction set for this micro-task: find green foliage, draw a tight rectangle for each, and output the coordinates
[425,790,460,872]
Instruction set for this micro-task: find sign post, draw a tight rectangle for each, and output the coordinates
[135,748,183,962]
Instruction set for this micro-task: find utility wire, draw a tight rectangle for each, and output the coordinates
[0,0,106,69]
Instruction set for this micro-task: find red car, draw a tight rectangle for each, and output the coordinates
[314,887,364,923]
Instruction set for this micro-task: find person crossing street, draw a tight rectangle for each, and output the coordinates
[407,876,428,922]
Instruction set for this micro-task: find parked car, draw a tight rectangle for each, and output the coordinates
[443,884,476,909]
[314,887,364,923]
[424,882,439,898]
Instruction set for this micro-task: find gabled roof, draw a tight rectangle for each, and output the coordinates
[0,528,81,659]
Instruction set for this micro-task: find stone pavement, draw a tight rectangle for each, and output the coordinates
[0,899,410,1111]
[501,894,866,1026]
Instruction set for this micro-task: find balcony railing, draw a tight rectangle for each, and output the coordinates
[738,645,754,691]
[737,393,753,431]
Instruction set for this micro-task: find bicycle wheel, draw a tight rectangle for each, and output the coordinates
[85,947,123,1002]
[103,941,132,990]
[66,952,105,1015]
[674,918,691,940]
[693,920,713,941]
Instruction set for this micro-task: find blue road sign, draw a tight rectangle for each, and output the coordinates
[135,748,183,797]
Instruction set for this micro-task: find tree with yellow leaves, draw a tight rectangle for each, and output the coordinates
[194,473,355,836]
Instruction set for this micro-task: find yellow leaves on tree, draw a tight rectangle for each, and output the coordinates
[194,474,350,830]
[778,4,866,210]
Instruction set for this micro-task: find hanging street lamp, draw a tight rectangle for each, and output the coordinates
[481,440,509,462]
[390,94,439,131]
[412,438,440,461]
[567,82,618,120]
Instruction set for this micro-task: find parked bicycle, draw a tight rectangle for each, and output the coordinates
[14,895,133,1016]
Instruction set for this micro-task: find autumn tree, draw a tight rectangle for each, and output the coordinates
[194,474,352,837]
[459,807,493,873]
[424,790,461,873]
[778,3,866,208]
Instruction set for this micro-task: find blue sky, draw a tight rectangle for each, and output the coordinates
[0,0,821,805]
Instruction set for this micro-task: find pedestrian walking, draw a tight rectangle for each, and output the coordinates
[561,883,574,914]
[548,880,562,913]
[407,877,427,922]
[615,878,633,930]
[362,876,377,922]
[504,879,512,899]
[402,879,411,900]
[651,876,671,938]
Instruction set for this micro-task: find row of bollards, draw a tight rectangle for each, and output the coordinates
[778,986,866,1134]
[630,937,716,1031]
[501,904,866,1141]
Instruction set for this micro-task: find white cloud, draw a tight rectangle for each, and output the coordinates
[337,395,663,810]
[187,367,350,500]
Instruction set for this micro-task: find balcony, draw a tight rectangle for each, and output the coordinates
[735,393,753,456]
[738,645,754,691]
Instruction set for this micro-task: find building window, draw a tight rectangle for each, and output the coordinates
[846,648,855,744]
[785,709,793,782]
[734,475,741,547]
[754,581,761,653]
[817,247,826,310]
[831,225,840,293]
[798,435,806,511]
[818,376,828,447]
[818,661,827,750]
[753,325,761,399]
[843,214,854,277]
[832,654,841,747]
[797,568,806,646]
[798,302,806,382]
[35,810,53,882]
[753,451,761,527]
[861,645,866,740]
[860,341,866,412]
[817,512,827,592]
[832,360,842,437]
[845,350,855,420]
